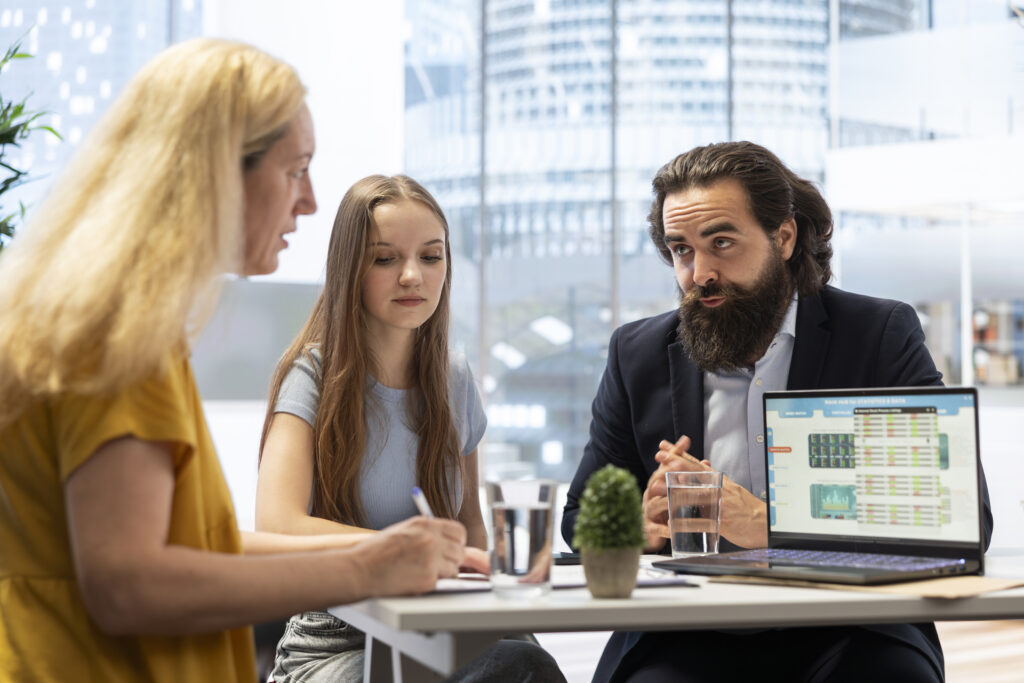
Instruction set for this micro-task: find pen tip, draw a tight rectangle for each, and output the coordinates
[412,486,422,495]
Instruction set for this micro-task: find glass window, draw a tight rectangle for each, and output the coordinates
[7,4,1022,540]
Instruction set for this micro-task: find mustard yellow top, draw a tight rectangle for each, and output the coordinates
[0,356,256,682]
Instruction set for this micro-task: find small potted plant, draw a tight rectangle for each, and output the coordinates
[573,464,644,598]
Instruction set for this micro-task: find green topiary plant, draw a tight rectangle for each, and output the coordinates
[574,464,644,550]
[0,36,61,253]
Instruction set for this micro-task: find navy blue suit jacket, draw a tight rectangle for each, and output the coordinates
[562,286,994,682]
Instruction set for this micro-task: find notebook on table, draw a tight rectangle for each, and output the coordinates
[653,386,985,585]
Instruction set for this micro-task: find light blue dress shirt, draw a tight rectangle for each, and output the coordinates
[703,296,798,501]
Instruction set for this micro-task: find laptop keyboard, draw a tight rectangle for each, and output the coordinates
[732,548,964,572]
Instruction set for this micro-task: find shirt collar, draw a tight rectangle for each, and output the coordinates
[777,292,799,340]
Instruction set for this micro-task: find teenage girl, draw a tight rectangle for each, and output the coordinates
[255,175,562,682]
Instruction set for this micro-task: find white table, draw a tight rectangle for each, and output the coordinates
[331,554,1024,682]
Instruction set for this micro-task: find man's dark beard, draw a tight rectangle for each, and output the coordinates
[677,250,792,373]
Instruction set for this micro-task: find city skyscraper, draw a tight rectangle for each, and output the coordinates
[403,0,916,479]
[0,1,202,220]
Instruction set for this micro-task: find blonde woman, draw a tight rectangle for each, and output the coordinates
[256,176,564,682]
[0,39,471,682]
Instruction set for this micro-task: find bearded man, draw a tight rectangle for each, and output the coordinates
[561,141,992,683]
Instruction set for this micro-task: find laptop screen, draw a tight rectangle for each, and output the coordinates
[764,387,980,547]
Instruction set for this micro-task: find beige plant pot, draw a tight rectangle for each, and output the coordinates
[580,546,642,598]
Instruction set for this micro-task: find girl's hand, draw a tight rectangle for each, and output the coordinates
[460,546,491,575]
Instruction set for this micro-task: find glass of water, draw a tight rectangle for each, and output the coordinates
[666,471,723,557]
[485,480,556,599]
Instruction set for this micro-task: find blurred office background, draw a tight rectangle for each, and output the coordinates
[2,0,1022,550]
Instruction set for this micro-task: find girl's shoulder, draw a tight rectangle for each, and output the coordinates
[295,344,323,373]
[447,349,475,386]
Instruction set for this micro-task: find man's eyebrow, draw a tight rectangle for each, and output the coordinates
[663,223,739,243]
[699,223,739,239]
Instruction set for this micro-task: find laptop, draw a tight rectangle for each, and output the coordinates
[653,386,985,585]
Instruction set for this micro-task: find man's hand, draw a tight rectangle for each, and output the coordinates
[653,438,768,549]
[641,435,700,551]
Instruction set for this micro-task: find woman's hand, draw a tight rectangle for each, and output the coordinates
[356,517,467,596]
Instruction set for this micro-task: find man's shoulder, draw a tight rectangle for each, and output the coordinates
[612,309,679,350]
[802,285,941,388]
[813,285,912,319]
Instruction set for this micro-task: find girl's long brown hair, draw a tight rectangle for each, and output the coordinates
[259,175,462,526]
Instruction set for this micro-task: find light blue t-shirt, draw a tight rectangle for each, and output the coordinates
[274,348,487,530]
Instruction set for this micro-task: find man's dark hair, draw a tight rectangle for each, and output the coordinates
[647,141,833,296]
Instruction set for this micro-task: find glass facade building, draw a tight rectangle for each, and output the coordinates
[403,0,921,480]
[0,1,202,219]
[2,2,1021,505]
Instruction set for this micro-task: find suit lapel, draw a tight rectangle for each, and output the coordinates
[787,291,830,390]
[668,340,705,460]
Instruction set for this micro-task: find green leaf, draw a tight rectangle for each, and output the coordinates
[38,126,62,140]
[0,33,61,244]
[573,464,645,550]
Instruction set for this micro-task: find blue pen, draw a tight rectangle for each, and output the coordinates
[411,486,435,518]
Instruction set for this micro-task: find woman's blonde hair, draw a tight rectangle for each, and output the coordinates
[0,38,306,427]
[260,175,462,526]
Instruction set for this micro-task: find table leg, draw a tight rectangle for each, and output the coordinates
[359,630,500,681]
[364,636,393,682]
[391,649,445,683]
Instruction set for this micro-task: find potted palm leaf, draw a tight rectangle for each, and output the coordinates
[1,37,61,253]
